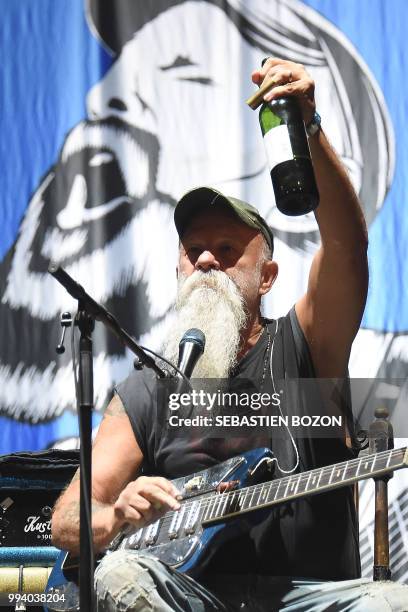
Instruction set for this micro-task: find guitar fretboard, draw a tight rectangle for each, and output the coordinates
[202,446,408,524]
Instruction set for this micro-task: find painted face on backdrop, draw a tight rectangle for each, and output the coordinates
[87,3,263,198]
[0,0,397,427]
[87,1,370,212]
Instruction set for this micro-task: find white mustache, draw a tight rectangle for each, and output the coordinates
[177,269,242,306]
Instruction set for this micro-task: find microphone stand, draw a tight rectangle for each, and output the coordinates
[76,302,95,612]
[49,264,166,611]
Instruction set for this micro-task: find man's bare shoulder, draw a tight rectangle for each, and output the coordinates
[94,393,137,448]
[103,393,128,418]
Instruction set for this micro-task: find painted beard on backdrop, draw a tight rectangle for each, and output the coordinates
[163,270,249,378]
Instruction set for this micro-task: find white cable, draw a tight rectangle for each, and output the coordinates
[268,319,300,475]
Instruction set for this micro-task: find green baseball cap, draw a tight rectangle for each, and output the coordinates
[174,186,274,254]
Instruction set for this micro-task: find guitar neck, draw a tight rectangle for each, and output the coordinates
[112,447,408,555]
[202,447,408,525]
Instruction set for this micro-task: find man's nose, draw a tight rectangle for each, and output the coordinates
[195,250,220,272]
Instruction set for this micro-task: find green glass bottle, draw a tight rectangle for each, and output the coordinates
[259,96,319,216]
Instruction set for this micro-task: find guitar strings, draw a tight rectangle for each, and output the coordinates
[121,446,405,542]
[169,446,405,517]
[142,446,405,534]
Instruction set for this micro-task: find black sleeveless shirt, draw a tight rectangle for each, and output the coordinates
[115,308,361,580]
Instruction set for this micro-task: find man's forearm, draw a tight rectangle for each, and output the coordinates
[309,129,368,249]
[51,496,124,556]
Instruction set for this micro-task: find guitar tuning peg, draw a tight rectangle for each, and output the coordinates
[56,311,72,354]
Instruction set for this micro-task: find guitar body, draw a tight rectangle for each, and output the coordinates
[46,448,274,611]
[121,447,274,574]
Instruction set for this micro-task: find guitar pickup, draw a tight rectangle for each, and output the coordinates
[144,520,160,546]
[126,529,143,550]
[184,501,200,535]
[168,506,185,539]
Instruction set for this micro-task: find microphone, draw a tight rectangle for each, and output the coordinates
[177,328,206,379]
[167,330,205,418]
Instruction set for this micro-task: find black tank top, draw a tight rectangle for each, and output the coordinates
[115,308,361,580]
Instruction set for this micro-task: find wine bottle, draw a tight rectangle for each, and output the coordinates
[259,96,319,216]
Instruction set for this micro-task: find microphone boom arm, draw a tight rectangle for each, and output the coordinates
[48,263,166,378]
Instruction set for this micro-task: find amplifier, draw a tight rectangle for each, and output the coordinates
[0,491,59,548]
[0,450,79,549]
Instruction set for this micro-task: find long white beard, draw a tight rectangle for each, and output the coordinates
[163,270,248,378]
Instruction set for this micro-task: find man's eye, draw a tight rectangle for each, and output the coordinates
[187,246,201,257]
[219,245,233,253]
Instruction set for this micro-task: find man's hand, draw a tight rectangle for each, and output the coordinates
[251,57,315,124]
[114,476,181,528]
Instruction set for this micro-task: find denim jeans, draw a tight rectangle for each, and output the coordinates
[94,550,408,612]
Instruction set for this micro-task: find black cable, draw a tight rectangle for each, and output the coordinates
[139,345,192,389]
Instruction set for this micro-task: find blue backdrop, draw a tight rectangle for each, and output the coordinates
[0,0,407,584]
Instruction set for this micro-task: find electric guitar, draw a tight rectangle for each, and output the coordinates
[46,445,408,611]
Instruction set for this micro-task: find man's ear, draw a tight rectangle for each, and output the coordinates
[259,260,278,296]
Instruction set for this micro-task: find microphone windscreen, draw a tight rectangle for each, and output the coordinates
[179,328,205,352]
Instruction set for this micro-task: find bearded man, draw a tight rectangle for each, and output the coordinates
[51,60,408,611]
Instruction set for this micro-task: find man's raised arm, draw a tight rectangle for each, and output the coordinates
[253,59,368,377]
